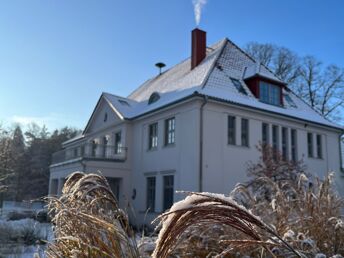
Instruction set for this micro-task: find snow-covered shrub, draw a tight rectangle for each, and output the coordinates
[7,210,36,221]
[0,218,47,245]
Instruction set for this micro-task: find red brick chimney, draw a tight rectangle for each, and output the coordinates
[191,28,206,70]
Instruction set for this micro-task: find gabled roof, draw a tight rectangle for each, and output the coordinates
[75,35,342,142]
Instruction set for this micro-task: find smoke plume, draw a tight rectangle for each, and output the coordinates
[192,0,207,26]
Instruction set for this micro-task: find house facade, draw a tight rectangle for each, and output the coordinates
[49,29,344,226]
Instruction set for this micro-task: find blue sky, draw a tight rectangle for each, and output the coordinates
[0,0,343,131]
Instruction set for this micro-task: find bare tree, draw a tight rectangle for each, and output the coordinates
[245,42,301,85]
[245,42,344,123]
[245,42,274,67]
[298,56,344,121]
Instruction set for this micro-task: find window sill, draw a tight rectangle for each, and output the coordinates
[308,156,324,161]
[147,147,158,152]
[227,143,250,149]
[163,143,176,149]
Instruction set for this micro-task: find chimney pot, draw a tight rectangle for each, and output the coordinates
[191,28,206,70]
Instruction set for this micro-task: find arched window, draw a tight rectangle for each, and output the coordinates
[148,92,160,105]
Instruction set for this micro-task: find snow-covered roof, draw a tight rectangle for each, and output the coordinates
[243,62,285,84]
[77,37,341,134]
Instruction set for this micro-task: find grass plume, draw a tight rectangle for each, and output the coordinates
[45,171,139,258]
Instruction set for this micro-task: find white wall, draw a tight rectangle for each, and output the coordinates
[202,101,343,195]
[130,100,201,227]
[50,96,344,228]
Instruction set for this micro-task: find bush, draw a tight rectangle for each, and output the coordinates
[7,210,36,221]
[0,218,45,246]
[35,209,50,223]
[20,220,42,245]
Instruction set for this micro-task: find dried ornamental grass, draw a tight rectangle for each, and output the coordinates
[45,171,139,258]
[153,191,301,258]
[231,161,344,256]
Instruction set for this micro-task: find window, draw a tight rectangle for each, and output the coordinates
[260,82,281,106]
[104,112,108,122]
[114,131,122,154]
[163,175,174,210]
[148,123,158,149]
[73,148,78,158]
[107,178,120,201]
[291,129,297,162]
[146,177,156,212]
[231,78,247,95]
[272,125,279,160]
[92,140,97,157]
[103,136,109,157]
[316,134,322,159]
[284,94,297,108]
[241,118,249,147]
[80,146,85,157]
[228,116,236,145]
[50,179,58,195]
[262,123,269,145]
[165,117,175,145]
[281,127,288,160]
[307,133,313,157]
[148,92,160,105]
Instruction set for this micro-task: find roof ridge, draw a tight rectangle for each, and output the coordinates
[201,38,229,89]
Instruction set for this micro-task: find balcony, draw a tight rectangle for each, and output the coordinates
[51,143,128,165]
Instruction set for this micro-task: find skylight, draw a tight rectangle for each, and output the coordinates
[230,78,247,95]
[118,99,130,106]
[148,92,160,105]
[284,94,297,108]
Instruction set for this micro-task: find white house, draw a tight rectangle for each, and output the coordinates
[49,29,344,226]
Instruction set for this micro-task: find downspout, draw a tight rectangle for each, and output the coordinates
[339,134,344,173]
[199,95,208,192]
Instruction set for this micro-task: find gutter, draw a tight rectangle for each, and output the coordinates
[126,92,342,132]
[199,95,208,192]
[202,94,343,132]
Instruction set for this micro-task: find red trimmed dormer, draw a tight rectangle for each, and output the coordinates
[243,64,285,106]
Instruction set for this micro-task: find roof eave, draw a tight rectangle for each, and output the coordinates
[199,93,343,132]
[244,74,287,86]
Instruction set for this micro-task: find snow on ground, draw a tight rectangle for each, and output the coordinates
[0,218,53,258]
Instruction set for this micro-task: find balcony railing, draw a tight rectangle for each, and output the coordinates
[51,144,128,165]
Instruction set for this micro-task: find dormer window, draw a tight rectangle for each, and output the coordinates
[259,82,281,106]
[148,92,160,105]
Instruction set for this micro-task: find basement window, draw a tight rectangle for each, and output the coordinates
[148,92,160,105]
[230,78,247,95]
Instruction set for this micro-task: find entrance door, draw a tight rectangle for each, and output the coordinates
[106,177,120,201]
